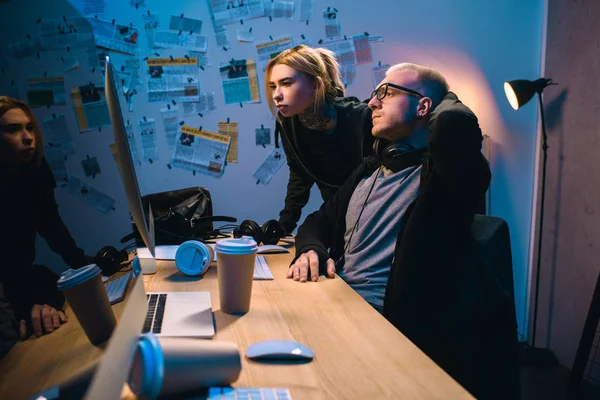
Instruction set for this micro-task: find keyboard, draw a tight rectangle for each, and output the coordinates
[104,273,132,304]
[207,387,292,399]
[142,293,167,334]
[254,256,273,280]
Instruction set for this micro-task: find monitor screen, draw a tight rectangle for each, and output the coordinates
[105,56,154,255]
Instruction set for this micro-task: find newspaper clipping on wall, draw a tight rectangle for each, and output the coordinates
[171,125,230,177]
[146,57,200,102]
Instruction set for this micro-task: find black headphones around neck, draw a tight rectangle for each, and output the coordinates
[373,138,426,173]
[235,219,285,246]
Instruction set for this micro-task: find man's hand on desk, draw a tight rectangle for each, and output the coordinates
[287,250,336,282]
[19,304,68,339]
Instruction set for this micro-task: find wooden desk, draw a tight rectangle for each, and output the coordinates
[0,253,474,400]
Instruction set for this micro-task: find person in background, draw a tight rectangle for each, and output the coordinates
[265,45,374,234]
[0,97,89,353]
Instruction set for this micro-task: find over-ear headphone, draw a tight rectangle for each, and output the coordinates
[373,138,426,173]
[95,246,129,276]
[236,219,285,246]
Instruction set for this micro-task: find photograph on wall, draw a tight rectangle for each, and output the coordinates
[171,125,230,177]
[146,57,200,103]
[218,58,260,104]
[26,77,66,107]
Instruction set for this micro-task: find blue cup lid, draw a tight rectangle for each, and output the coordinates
[215,236,258,255]
[175,240,213,276]
[127,333,164,400]
[57,264,101,291]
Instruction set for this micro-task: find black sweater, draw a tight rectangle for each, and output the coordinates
[0,157,88,321]
[276,97,374,233]
[294,93,515,399]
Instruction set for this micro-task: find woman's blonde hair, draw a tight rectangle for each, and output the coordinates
[265,45,345,118]
[0,96,44,166]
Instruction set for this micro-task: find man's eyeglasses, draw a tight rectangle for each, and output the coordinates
[370,83,424,101]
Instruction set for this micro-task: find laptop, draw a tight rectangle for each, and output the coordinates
[105,56,214,339]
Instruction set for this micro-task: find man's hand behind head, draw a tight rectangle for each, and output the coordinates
[287,250,336,282]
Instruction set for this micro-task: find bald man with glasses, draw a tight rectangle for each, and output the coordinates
[287,63,516,399]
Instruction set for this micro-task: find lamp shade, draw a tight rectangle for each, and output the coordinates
[504,78,553,110]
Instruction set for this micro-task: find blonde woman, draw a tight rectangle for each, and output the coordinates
[0,97,88,346]
[266,45,373,233]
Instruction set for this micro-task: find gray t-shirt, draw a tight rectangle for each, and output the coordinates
[338,165,421,313]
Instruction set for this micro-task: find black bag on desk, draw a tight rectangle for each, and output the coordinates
[125,187,236,246]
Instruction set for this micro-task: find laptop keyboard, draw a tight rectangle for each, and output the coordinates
[253,256,273,280]
[142,294,167,334]
[104,273,132,304]
[207,387,292,399]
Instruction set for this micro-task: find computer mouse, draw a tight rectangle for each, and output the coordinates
[246,340,314,362]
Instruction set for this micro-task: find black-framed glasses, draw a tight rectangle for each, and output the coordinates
[370,83,424,101]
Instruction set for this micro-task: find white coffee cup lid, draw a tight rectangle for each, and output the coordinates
[175,240,213,276]
[57,264,101,291]
[215,236,258,255]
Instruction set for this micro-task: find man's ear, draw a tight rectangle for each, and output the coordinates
[417,97,433,118]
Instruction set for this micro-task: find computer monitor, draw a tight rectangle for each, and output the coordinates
[105,56,154,256]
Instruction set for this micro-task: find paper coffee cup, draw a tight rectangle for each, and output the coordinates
[57,264,116,346]
[128,334,241,399]
[215,237,257,314]
[175,240,214,276]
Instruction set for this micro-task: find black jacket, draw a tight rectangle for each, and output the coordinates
[276,97,374,233]
[0,157,88,323]
[294,93,518,399]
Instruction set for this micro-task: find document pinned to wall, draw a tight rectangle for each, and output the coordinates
[146,57,200,103]
[323,8,341,38]
[208,0,266,26]
[255,126,270,146]
[171,126,230,177]
[218,121,238,163]
[187,51,211,68]
[71,83,111,132]
[265,1,295,19]
[139,118,158,162]
[81,155,102,178]
[255,36,293,72]
[142,11,160,50]
[253,148,286,185]
[62,57,80,72]
[60,174,116,214]
[296,0,314,21]
[44,146,69,183]
[353,34,373,64]
[322,38,356,66]
[38,17,94,51]
[43,114,73,147]
[371,63,390,88]
[72,0,106,17]
[8,36,43,60]
[26,77,66,107]
[182,92,217,116]
[341,64,355,87]
[109,122,142,169]
[86,48,108,71]
[161,106,180,149]
[152,30,208,52]
[219,59,260,105]
[88,17,139,55]
[169,15,203,33]
[237,29,254,43]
